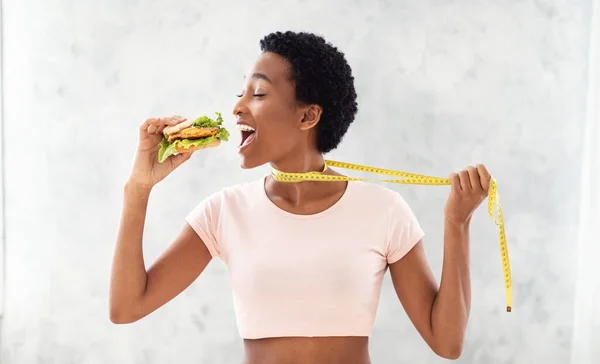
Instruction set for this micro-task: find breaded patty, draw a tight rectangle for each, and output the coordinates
[167,127,220,142]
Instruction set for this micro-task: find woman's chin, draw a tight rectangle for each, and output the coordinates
[238,155,262,170]
[237,139,266,169]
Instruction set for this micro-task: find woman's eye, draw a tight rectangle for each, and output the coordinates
[235,93,266,98]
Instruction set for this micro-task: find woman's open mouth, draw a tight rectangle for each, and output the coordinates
[237,124,256,150]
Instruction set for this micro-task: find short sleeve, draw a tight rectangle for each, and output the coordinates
[185,192,222,259]
[386,193,425,264]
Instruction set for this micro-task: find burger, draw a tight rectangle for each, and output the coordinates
[158,112,230,163]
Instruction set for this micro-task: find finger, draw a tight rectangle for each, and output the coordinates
[139,116,187,138]
[139,118,156,133]
[170,151,193,168]
[156,116,187,126]
[449,172,461,192]
[459,169,471,191]
[140,116,186,131]
[156,117,185,134]
[476,164,492,193]
[139,118,153,139]
[467,166,482,192]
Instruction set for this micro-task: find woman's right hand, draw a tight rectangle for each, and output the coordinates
[127,115,193,189]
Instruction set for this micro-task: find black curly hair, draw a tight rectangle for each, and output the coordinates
[259,31,358,154]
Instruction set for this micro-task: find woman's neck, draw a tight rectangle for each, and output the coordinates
[269,149,325,174]
[266,150,344,207]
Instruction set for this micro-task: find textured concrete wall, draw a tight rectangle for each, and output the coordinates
[1,0,592,363]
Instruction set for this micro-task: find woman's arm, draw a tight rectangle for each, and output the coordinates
[389,220,470,359]
[109,115,214,324]
[109,182,212,324]
[109,113,215,324]
[388,164,491,359]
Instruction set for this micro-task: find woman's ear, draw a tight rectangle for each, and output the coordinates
[299,104,323,131]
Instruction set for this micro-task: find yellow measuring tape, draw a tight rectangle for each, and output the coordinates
[271,160,513,312]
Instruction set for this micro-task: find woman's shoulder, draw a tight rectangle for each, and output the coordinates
[198,177,264,206]
[349,180,406,204]
[348,182,419,224]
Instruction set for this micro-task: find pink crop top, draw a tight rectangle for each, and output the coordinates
[185,177,424,339]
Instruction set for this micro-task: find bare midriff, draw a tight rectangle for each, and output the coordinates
[243,336,371,364]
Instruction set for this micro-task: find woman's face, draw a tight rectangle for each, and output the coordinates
[233,52,321,169]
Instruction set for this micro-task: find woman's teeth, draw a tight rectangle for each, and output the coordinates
[236,124,255,132]
[237,124,256,149]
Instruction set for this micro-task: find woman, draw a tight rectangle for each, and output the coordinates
[110,31,491,364]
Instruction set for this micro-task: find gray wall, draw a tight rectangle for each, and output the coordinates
[571,0,600,361]
[1,0,594,363]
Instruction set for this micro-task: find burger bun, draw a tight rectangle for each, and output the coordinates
[163,119,194,135]
[174,139,221,154]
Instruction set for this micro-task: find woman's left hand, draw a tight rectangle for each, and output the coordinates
[444,164,492,226]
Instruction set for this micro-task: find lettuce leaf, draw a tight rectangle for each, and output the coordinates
[158,138,177,163]
[158,127,230,163]
[192,112,224,128]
